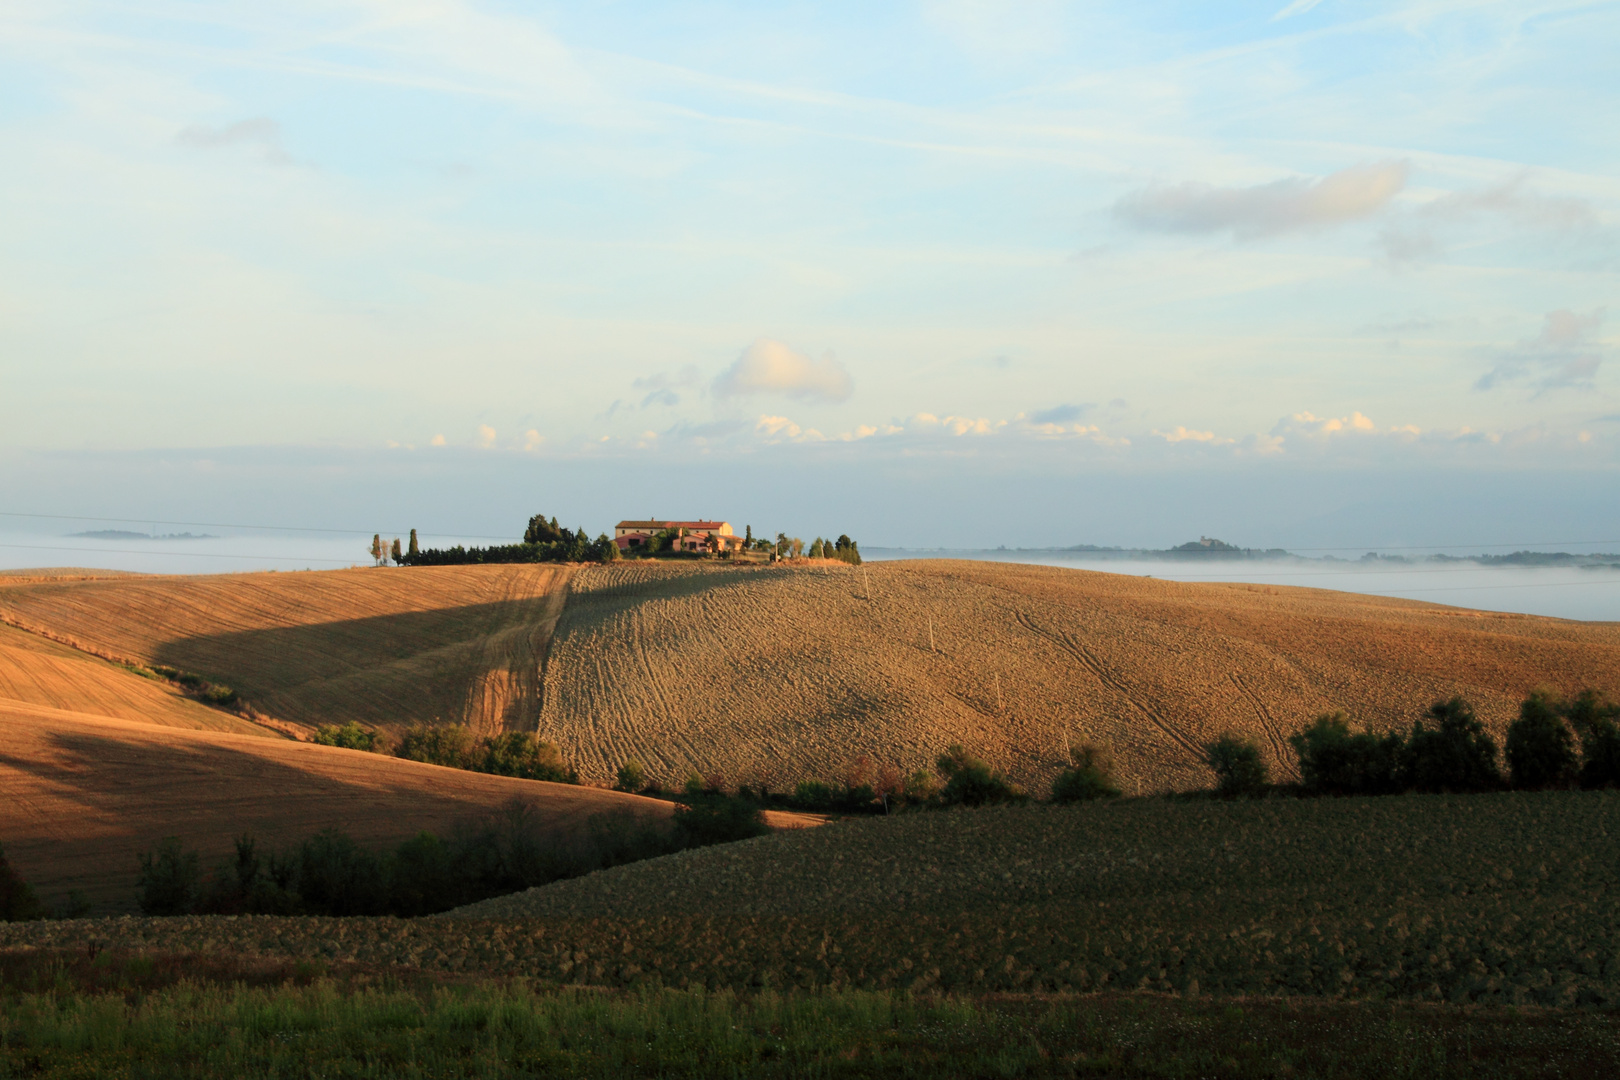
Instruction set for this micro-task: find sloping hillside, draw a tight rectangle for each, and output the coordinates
[0,564,570,736]
[536,560,1620,793]
[0,622,269,736]
[0,699,672,913]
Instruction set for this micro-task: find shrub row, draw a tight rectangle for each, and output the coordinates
[133,792,770,919]
[1203,689,1620,800]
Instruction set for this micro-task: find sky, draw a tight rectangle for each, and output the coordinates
[2,0,1618,553]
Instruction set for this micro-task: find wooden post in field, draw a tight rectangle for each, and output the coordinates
[928,617,935,653]
[994,672,1003,712]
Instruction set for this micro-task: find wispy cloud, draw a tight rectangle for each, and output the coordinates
[1477,309,1607,392]
[1272,0,1328,21]
[1115,161,1407,239]
[1380,176,1608,265]
[714,338,853,402]
[177,117,293,165]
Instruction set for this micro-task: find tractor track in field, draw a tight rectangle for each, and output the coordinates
[1014,610,1206,765]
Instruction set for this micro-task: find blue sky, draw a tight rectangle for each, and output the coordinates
[1,0,1617,549]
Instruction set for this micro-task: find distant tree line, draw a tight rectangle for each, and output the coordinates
[1201,688,1620,799]
[375,515,621,568]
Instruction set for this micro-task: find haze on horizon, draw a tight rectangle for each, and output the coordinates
[1,0,1617,556]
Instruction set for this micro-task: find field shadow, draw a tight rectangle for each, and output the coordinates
[147,596,562,731]
[0,725,597,910]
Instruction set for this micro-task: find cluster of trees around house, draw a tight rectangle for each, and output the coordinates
[1203,689,1620,799]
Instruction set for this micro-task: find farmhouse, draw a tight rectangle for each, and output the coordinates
[614,519,746,554]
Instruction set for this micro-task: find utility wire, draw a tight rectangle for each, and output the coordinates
[0,542,358,564]
[0,511,515,542]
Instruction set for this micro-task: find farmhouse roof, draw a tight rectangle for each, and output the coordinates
[615,519,730,530]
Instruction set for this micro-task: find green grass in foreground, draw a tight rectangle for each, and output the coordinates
[1,951,1618,1078]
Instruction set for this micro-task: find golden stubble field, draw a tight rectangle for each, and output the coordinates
[537,559,1620,793]
[0,698,674,913]
[0,564,571,737]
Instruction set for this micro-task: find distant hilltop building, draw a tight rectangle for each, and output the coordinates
[614,519,746,554]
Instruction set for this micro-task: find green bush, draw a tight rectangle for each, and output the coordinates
[1562,689,1620,789]
[1051,742,1122,802]
[1205,735,1269,798]
[0,842,43,922]
[313,721,383,752]
[396,723,474,769]
[137,837,201,916]
[478,732,577,783]
[614,760,647,793]
[1288,712,1405,796]
[290,830,388,916]
[1404,697,1501,793]
[673,791,770,847]
[1506,692,1579,790]
[935,745,1027,807]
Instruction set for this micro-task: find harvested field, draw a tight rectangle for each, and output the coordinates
[0,700,672,914]
[0,564,571,736]
[0,621,266,736]
[537,559,1620,792]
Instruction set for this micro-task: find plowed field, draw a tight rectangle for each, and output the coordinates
[537,560,1620,793]
[0,564,571,736]
[0,699,672,914]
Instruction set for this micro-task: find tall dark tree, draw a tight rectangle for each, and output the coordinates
[1404,697,1502,793]
[390,538,403,565]
[524,514,562,544]
[370,534,383,566]
[407,529,419,557]
[1506,691,1578,790]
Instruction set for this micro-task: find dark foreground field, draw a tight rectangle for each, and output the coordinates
[0,949,1617,1079]
[2,792,1618,1076]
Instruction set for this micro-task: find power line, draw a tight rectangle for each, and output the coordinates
[0,511,516,543]
[0,542,360,564]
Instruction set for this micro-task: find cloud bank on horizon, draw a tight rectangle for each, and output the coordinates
[0,0,1616,543]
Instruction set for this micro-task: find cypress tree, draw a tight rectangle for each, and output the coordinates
[390,538,403,565]
[370,534,383,565]
[408,529,419,557]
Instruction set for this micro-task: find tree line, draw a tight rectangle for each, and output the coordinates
[1203,689,1620,799]
[374,515,620,568]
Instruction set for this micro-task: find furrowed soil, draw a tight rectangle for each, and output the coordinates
[537,560,1620,791]
[0,563,571,736]
[0,701,672,913]
[4,793,1616,1009]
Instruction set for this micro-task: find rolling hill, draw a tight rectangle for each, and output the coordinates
[0,698,673,913]
[0,564,570,737]
[535,559,1620,793]
[2,558,1616,796]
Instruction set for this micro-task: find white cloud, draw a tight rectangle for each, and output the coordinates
[1379,177,1606,264]
[756,414,802,439]
[1153,425,1231,444]
[430,434,447,447]
[1477,309,1607,392]
[523,428,543,450]
[1116,161,1408,239]
[475,424,497,448]
[714,338,853,402]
